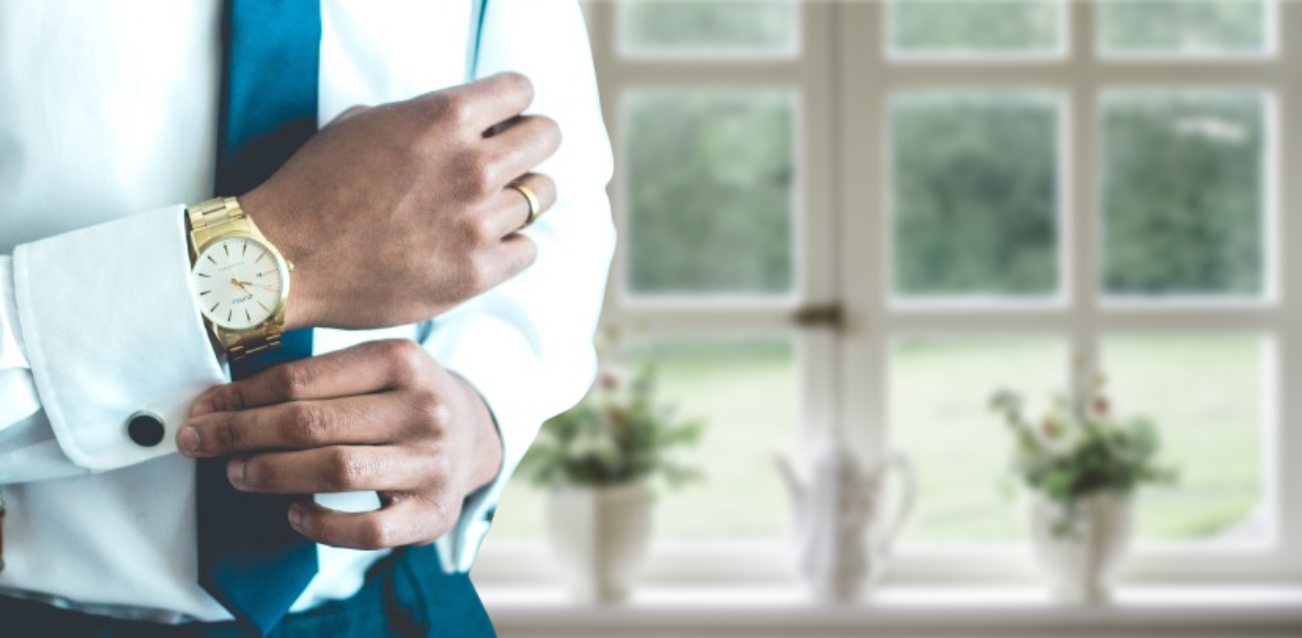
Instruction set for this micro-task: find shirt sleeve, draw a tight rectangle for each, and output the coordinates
[427,0,615,573]
[0,205,228,484]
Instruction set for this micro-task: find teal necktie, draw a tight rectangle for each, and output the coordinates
[196,0,320,634]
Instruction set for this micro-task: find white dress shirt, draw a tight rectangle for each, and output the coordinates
[0,0,613,622]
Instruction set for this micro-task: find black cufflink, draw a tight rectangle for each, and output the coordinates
[127,411,166,447]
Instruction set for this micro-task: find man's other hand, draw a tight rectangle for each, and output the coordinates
[177,340,503,550]
[242,72,560,331]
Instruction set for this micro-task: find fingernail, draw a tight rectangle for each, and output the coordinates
[288,505,304,528]
[178,426,201,454]
[227,458,246,487]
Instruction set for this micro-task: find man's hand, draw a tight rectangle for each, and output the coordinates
[241,72,560,331]
[177,340,503,550]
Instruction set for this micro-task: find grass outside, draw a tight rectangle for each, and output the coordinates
[489,336,1264,547]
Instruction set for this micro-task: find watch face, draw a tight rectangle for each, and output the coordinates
[192,237,287,330]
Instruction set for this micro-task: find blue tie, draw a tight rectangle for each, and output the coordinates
[196,0,320,634]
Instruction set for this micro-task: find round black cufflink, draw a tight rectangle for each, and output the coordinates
[127,411,166,448]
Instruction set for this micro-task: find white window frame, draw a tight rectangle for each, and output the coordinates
[472,1,1302,588]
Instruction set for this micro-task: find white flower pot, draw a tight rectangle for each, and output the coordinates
[545,481,652,603]
[1028,492,1133,603]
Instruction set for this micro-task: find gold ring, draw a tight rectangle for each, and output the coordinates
[508,181,543,228]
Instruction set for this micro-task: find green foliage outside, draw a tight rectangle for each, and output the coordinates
[1099,0,1267,54]
[492,339,1260,546]
[620,0,796,52]
[626,92,795,295]
[892,94,1059,296]
[1103,93,1265,296]
[626,89,1264,299]
[890,0,1060,53]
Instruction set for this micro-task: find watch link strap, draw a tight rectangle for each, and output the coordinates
[188,196,284,362]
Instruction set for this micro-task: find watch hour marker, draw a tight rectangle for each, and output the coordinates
[209,302,219,313]
[206,255,217,265]
[245,308,251,322]
[255,253,267,263]
[200,290,212,296]
[227,309,233,322]
[242,243,248,257]
[196,273,210,278]
[223,244,229,257]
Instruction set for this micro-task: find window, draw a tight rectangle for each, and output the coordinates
[889,0,1066,59]
[480,1,1299,586]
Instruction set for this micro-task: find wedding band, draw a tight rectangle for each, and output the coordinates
[509,181,544,228]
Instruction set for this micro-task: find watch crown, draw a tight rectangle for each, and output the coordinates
[287,260,295,273]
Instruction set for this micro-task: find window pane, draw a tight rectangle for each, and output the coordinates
[891,337,1065,545]
[491,469,545,541]
[491,337,799,543]
[626,91,796,296]
[889,0,1063,56]
[891,93,1060,299]
[631,337,797,541]
[1099,0,1270,56]
[620,1,798,55]
[1102,92,1267,298]
[1102,336,1267,543]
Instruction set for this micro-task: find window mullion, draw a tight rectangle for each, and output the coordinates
[1069,0,1100,397]
[1274,0,1302,575]
[837,1,891,460]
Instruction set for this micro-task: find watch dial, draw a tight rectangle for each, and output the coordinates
[192,237,286,330]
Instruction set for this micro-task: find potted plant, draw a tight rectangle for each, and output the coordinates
[519,361,702,603]
[990,375,1175,603]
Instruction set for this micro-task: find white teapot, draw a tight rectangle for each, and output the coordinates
[775,431,915,601]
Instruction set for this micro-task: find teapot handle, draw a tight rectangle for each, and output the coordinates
[876,451,917,551]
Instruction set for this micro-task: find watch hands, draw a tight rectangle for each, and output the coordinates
[230,278,250,293]
[231,278,276,294]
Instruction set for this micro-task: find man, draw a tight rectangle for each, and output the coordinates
[0,0,613,636]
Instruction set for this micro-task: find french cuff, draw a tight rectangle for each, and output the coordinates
[425,315,545,573]
[13,205,227,471]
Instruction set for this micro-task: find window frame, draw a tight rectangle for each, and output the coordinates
[472,0,1302,587]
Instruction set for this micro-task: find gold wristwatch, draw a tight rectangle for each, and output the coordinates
[187,197,293,361]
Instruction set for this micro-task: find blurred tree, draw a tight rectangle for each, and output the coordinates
[890,0,1061,54]
[1103,93,1264,295]
[892,94,1059,297]
[1100,0,1266,54]
[622,1,1266,300]
[626,92,795,295]
[622,0,796,52]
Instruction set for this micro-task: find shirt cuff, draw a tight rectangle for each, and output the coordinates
[426,314,545,573]
[13,205,227,471]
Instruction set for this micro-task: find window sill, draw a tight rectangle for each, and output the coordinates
[479,584,1302,637]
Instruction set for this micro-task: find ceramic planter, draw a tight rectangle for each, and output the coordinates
[1028,492,1133,603]
[546,480,652,603]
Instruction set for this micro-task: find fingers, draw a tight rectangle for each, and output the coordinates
[485,115,561,183]
[180,393,411,457]
[190,339,431,415]
[484,234,538,286]
[483,172,558,238]
[230,445,429,495]
[289,497,459,550]
[424,71,536,133]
